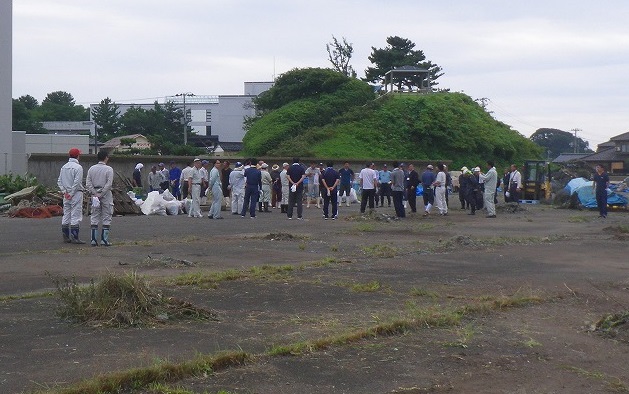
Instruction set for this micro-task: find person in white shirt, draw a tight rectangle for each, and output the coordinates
[57,148,85,243]
[85,150,114,246]
[359,162,378,213]
[508,164,522,203]
[305,162,322,208]
[480,160,498,218]
[208,159,223,219]
[228,162,245,215]
[279,162,290,213]
[187,159,204,218]
[433,163,448,216]
[179,162,193,199]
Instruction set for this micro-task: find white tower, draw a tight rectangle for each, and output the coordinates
[0,1,13,174]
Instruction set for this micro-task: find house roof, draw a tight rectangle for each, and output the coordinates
[552,153,590,164]
[580,147,621,162]
[597,141,616,151]
[610,131,629,141]
[218,142,243,152]
[101,134,147,148]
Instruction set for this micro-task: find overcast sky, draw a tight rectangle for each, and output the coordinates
[12,0,629,149]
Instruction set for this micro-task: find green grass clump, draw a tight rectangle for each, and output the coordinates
[50,271,217,327]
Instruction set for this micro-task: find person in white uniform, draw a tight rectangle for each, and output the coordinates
[228,162,245,215]
[279,162,290,213]
[57,148,85,244]
[187,158,204,218]
[480,160,498,218]
[433,163,448,216]
[86,150,114,246]
[208,159,223,219]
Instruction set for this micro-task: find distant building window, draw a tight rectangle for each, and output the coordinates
[622,144,629,153]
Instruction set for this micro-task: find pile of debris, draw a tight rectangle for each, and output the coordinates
[2,171,142,218]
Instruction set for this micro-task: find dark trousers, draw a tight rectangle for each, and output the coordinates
[407,188,417,212]
[596,190,608,217]
[241,186,259,217]
[379,183,392,206]
[172,181,181,200]
[360,188,375,213]
[322,188,338,218]
[422,187,434,206]
[339,183,352,198]
[465,192,477,213]
[459,190,466,209]
[287,189,303,218]
[181,181,189,199]
[392,190,405,217]
[509,184,521,203]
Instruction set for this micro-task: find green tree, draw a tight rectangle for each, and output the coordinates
[254,68,352,112]
[326,36,356,78]
[18,94,39,110]
[118,101,184,154]
[36,91,89,121]
[91,97,121,142]
[530,128,593,159]
[12,98,46,133]
[364,36,443,90]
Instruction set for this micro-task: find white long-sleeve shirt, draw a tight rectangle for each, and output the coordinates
[57,158,84,197]
[86,161,114,196]
[509,170,522,188]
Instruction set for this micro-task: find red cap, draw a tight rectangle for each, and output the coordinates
[68,148,81,158]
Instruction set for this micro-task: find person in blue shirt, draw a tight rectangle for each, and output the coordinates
[321,162,340,220]
[593,164,610,218]
[378,164,392,207]
[338,162,354,207]
[168,162,182,200]
[241,159,262,218]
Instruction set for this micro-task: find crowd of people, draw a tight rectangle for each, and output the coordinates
[132,157,527,221]
[57,148,613,245]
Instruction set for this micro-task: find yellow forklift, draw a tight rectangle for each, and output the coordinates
[521,160,551,202]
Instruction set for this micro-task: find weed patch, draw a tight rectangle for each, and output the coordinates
[593,311,629,342]
[409,287,439,299]
[50,272,217,327]
[362,244,397,258]
[170,265,294,287]
[564,366,629,392]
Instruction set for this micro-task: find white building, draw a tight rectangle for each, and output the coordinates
[89,81,273,146]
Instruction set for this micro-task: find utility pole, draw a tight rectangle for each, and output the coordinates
[175,92,194,145]
[571,128,582,153]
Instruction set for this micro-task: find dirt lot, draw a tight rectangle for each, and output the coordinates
[1,201,628,394]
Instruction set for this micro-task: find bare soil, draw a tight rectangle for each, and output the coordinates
[1,201,628,393]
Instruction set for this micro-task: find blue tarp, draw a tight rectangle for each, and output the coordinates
[564,177,628,208]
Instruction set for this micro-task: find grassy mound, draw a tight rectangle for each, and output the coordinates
[50,271,217,327]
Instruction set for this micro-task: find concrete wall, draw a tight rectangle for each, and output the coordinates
[25,133,90,154]
[0,1,12,175]
[11,131,27,175]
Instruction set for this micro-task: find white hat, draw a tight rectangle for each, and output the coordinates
[427,164,434,170]
[261,163,268,169]
[473,167,481,172]
[461,166,468,172]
